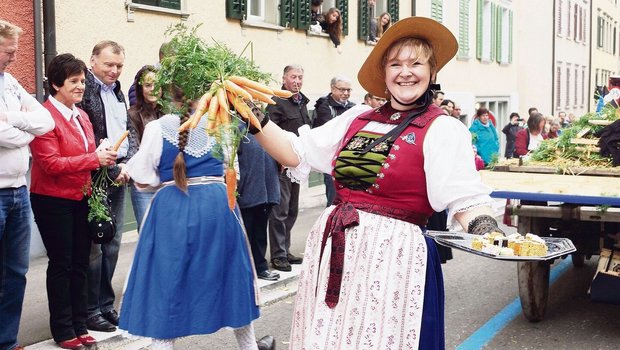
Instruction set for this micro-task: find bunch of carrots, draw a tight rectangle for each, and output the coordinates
[178,75,292,210]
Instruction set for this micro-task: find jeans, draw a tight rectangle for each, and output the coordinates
[0,186,31,350]
[87,184,126,317]
[130,182,154,233]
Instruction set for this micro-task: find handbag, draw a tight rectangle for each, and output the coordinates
[590,247,620,305]
[87,194,116,244]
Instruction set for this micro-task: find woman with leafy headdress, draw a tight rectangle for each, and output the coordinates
[118,27,274,350]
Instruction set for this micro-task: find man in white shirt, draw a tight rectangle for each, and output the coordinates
[78,40,137,332]
[0,20,54,350]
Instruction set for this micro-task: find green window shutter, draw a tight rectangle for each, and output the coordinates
[431,0,443,22]
[358,0,369,41]
[226,0,247,19]
[490,3,496,61]
[508,10,513,63]
[134,0,180,10]
[388,0,399,22]
[496,6,502,62]
[296,0,312,29]
[458,0,470,57]
[476,0,483,60]
[337,0,349,36]
[280,0,294,28]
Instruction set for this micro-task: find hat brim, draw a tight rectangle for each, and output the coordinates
[358,17,458,99]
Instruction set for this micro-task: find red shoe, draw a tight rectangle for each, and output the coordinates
[57,338,83,349]
[77,335,97,346]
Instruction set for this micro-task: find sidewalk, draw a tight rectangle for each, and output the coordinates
[26,229,304,350]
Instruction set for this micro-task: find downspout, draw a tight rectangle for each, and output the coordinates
[411,0,416,16]
[34,0,43,101]
[587,1,593,112]
[42,0,57,98]
[551,0,556,112]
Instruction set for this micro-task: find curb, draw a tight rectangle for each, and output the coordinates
[27,265,301,350]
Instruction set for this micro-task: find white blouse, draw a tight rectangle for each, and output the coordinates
[283,104,494,230]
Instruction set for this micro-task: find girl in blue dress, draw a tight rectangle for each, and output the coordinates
[119,87,272,350]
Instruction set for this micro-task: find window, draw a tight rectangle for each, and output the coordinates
[132,0,180,10]
[358,0,399,42]
[581,68,585,106]
[566,67,570,109]
[458,0,470,58]
[476,1,512,64]
[556,66,562,108]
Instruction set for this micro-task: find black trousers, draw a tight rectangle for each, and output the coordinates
[30,193,91,342]
[241,204,273,273]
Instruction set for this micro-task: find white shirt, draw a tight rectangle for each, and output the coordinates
[284,104,494,230]
[0,72,54,188]
[528,132,544,151]
[49,96,88,150]
[92,74,129,158]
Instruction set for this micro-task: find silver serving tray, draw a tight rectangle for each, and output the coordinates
[422,230,576,262]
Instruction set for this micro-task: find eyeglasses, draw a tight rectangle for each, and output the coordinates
[334,87,352,93]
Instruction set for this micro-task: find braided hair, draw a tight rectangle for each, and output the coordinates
[171,85,191,192]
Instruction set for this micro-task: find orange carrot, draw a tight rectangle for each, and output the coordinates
[218,103,230,125]
[244,87,276,105]
[112,131,129,151]
[227,91,251,120]
[188,91,213,129]
[216,87,229,115]
[208,88,220,120]
[228,75,274,95]
[225,167,237,210]
[247,108,263,134]
[272,88,293,98]
[223,80,253,101]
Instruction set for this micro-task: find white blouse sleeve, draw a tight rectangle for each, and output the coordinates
[286,104,372,182]
[424,116,495,230]
[126,120,163,187]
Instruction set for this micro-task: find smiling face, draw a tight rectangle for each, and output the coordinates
[384,44,433,110]
[380,14,391,26]
[90,45,125,86]
[328,11,340,24]
[141,71,159,104]
[53,72,86,108]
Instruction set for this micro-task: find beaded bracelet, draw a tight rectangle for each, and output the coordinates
[468,214,503,236]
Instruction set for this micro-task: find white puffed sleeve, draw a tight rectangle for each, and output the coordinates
[286,104,372,182]
[126,120,163,187]
[423,116,495,230]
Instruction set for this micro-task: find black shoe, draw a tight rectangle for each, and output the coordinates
[287,253,303,264]
[102,309,119,326]
[271,257,291,272]
[257,335,275,350]
[86,314,116,332]
[257,270,280,281]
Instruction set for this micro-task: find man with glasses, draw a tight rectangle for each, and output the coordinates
[363,93,386,108]
[0,20,54,350]
[312,75,356,206]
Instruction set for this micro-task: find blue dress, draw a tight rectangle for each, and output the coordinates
[119,116,259,338]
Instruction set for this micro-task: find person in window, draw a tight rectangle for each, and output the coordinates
[376,11,392,40]
[469,107,499,167]
[30,53,118,350]
[251,16,501,349]
[514,112,547,157]
[311,0,323,23]
[320,7,343,48]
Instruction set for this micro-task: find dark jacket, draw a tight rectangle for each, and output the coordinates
[78,70,138,180]
[501,122,522,158]
[266,90,311,135]
[312,94,355,128]
[236,133,280,209]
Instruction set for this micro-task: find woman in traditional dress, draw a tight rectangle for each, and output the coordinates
[251,17,502,349]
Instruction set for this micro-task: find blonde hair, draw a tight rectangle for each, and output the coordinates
[376,12,392,38]
[382,37,437,77]
[0,20,23,43]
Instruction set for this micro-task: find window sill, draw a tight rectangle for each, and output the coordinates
[456,54,471,61]
[307,30,330,38]
[125,1,189,21]
[242,20,286,32]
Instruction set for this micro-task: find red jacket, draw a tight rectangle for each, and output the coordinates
[514,128,548,157]
[30,100,100,200]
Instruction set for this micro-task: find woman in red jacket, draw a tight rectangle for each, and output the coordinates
[29,54,117,350]
[514,112,547,157]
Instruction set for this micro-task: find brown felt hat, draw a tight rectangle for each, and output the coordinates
[358,17,458,99]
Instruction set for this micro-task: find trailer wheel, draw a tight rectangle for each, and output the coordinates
[517,215,550,322]
[517,260,550,322]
